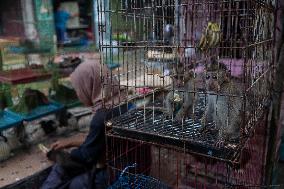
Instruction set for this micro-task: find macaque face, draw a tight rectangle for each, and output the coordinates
[171,64,191,88]
[205,71,227,91]
[172,74,186,88]
[205,71,219,91]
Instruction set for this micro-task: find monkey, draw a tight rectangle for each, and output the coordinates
[201,58,242,146]
[39,120,57,135]
[11,88,49,114]
[23,88,49,111]
[59,57,82,69]
[165,63,196,121]
[139,62,196,122]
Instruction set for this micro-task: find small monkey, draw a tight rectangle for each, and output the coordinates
[201,59,242,146]
[165,63,196,121]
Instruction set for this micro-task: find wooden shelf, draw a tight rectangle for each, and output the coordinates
[0,68,52,85]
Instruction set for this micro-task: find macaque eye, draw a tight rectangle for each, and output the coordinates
[212,75,217,79]
[170,74,177,78]
[206,75,210,79]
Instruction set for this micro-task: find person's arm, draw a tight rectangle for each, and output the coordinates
[70,110,107,164]
[70,12,79,18]
[50,133,86,150]
[66,11,79,19]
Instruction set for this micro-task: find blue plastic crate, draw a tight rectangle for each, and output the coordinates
[109,164,170,189]
[109,174,170,189]
[105,60,120,70]
[0,111,23,131]
[6,101,64,121]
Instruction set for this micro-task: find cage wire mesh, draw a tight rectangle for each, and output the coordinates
[107,117,268,188]
[97,0,276,186]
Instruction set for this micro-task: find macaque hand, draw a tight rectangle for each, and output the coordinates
[175,110,185,122]
[199,115,208,133]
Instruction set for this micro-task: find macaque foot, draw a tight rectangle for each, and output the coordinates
[236,168,244,174]
[199,116,209,133]
[200,115,207,125]
[175,111,185,122]
[199,126,208,133]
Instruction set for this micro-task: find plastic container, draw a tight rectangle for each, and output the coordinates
[109,164,170,189]
[0,111,23,131]
[6,101,64,121]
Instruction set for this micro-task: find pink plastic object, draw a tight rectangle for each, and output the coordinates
[194,59,266,78]
[136,87,152,95]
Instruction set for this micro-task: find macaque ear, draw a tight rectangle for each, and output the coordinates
[205,63,210,71]
[226,70,231,78]
[222,70,230,83]
[183,69,195,82]
[188,70,194,78]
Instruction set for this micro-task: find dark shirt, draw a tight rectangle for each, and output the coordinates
[70,104,131,165]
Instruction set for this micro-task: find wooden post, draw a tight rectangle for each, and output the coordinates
[0,47,3,71]
[265,0,284,185]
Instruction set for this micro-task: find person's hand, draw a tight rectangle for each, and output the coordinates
[38,144,50,155]
[50,140,73,151]
[71,13,79,17]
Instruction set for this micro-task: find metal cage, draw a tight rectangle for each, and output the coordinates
[106,118,269,188]
[98,0,275,165]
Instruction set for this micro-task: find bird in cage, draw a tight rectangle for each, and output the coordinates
[165,63,196,121]
[200,58,242,147]
[164,24,174,46]
[198,22,221,51]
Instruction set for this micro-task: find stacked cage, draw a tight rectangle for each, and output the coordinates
[0,0,89,162]
[0,25,57,128]
[98,0,276,188]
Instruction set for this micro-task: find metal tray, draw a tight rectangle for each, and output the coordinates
[107,102,241,164]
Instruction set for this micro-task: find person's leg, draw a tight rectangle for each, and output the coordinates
[69,173,89,189]
[94,169,109,189]
[56,27,65,44]
[41,164,69,189]
[69,169,108,189]
[62,27,72,43]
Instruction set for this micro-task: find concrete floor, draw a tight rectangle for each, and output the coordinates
[0,130,90,188]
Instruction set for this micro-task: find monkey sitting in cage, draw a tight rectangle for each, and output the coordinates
[165,63,196,121]
[201,59,242,147]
